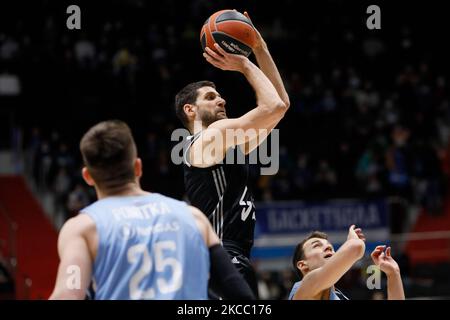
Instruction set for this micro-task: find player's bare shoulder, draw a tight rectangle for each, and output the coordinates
[188,205,209,232]
[61,213,95,235]
[59,213,98,259]
[189,126,229,168]
[188,205,220,247]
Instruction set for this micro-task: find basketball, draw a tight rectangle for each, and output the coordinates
[200,9,257,57]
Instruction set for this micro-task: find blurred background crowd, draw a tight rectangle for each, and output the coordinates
[1,0,449,299]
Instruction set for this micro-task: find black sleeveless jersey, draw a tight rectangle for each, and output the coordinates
[183,132,256,257]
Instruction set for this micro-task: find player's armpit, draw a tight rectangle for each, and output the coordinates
[190,106,285,167]
[238,117,280,155]
[210,105,285,147]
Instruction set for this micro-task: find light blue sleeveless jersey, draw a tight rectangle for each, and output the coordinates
[288,281,348,300]
[81,193,209,300]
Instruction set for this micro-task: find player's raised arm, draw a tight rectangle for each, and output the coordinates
[193,44,286,166]
[236,11,290,155]
[371,246,405,300]
[244,11,289,111]
[49,215,95,300]
[205,43,287,130]
[293,225,366,300]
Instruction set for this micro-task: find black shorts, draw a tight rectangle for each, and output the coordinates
[228,252,259,299]
[208,249,259,299]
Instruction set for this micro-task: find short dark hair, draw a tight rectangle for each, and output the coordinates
[80,120,137,192]
[174,80,216,128]
[292,231,329,279]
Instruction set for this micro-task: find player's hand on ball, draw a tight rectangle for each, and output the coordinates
[243,11,267,51]
[203,43,249,72]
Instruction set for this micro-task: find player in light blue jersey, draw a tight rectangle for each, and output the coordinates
[49,120,254,300]
[289,225,405,300]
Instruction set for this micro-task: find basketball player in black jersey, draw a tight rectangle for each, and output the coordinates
[174,12,290,297]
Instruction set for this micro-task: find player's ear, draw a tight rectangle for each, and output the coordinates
[82,167,95,186]
[298,260,309,275]
[135,158,143,178]
[183,104,196,119]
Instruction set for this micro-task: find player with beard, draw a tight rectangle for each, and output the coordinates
[174,12,290,297]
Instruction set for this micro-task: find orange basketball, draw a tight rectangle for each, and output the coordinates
[200,10,257,57]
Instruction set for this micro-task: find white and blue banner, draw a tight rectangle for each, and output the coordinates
[251,199,390,259]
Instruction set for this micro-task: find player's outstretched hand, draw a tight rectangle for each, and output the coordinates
[371,246,400,276]
[347,224,366,242]
[203,43,250,73]
[243,11,267,51]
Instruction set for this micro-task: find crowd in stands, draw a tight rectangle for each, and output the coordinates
[1,0,449,299]
[2,0,445,219]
